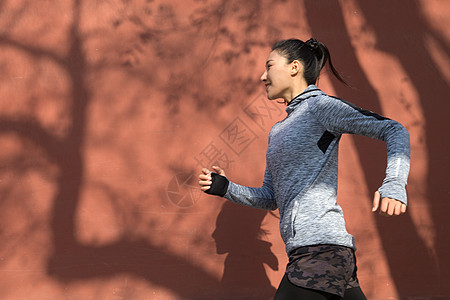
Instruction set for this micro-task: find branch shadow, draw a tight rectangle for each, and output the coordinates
[304,0,449,297]
[44,1,225,299]
[356,1,450,295]
[0,1,279,299]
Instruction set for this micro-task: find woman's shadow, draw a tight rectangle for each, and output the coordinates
[212,201,278,299]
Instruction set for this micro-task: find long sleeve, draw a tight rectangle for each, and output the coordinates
[223,167,278,210]
[308,96,410,204]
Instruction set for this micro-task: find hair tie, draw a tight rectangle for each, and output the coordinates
[305,38,321,56]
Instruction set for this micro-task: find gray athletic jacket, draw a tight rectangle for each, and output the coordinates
[222,85,410,254]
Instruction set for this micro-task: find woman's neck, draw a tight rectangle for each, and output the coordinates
[285,81,309,104]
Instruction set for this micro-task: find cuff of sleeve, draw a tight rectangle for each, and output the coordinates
[204,173,229,197]
[378,180,407,205]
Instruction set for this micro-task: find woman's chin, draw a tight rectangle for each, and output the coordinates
[266,93,276,100]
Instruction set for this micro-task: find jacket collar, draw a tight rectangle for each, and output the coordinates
[286,85,322,114]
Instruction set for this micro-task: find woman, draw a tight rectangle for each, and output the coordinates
[198,38,410,299]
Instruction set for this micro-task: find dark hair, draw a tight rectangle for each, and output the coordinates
[272,38,347,86]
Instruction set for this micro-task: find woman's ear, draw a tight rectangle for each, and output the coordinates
[290,60,302,76]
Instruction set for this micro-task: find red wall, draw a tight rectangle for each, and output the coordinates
[0,0,449,299]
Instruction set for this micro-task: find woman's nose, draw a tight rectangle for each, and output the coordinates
[260,70,267,82]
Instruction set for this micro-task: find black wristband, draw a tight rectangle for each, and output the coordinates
[204,173,229,197]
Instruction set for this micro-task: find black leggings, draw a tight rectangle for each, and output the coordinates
[274,274,367,300]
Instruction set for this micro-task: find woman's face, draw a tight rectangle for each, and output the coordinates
[260,50,293,101]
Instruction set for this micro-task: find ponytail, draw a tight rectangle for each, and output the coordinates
[272,38,348,86]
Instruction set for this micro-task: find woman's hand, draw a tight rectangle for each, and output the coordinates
[372,191,407,216]
[198,166,226,192]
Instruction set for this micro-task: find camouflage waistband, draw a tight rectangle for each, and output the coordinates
[286,244,360,297]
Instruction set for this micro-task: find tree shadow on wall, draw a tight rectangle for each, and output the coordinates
[305,0,450,297]
[356,1,450,296]
[212,201,278,300]
[0,1,281,298]
[0,1,275,300]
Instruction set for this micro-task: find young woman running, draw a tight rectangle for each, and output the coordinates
[199,38,410,299]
